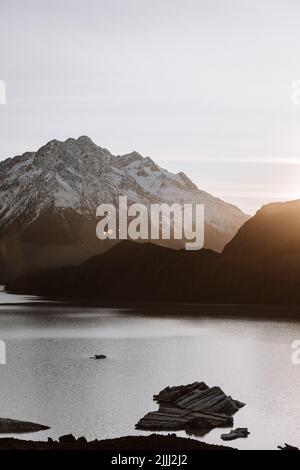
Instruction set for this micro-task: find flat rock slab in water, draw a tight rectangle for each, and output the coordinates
[221,428,250,441]
[0,418,49,433]
[136,405,233,432]
[136,381,245,434]
[278,443,299,451]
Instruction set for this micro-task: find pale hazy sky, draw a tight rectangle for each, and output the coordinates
[1,0,300,213]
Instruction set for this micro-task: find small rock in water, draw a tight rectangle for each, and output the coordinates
[278,443,299,451]
[90,354,107,359]
[221,428,250,441]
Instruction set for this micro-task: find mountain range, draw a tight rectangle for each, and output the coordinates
[0,136,248,281]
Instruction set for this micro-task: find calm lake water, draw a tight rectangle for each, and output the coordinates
[0,288,299,449]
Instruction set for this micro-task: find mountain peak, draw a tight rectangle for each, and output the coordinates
[121,150,144,163]
[76,135,96,146]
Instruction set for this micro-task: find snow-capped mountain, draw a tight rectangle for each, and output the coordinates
[0,136,249,280]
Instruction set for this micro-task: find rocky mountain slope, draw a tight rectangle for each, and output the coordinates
[0,136,249,280]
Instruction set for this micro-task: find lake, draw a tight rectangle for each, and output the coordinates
[0,288,299,449]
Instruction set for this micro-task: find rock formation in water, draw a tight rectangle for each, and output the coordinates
[278,443,299,451]
[221,428,250,441]
[0,417,49,433]
[136,381,245,434]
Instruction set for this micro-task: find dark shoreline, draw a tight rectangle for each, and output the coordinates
[0,434,235,451]
[2,296,300,321]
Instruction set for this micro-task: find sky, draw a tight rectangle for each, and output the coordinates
[1,0,300,214]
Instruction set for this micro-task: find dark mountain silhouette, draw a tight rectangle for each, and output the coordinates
[6,239,300,306]
[7,190,300,306]
[7,241,222,301]
[224,199,300,256]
